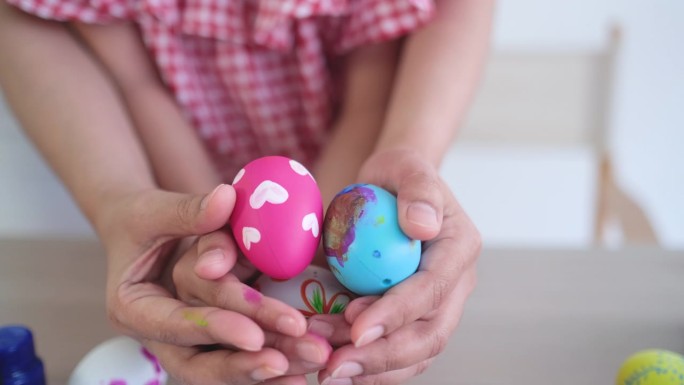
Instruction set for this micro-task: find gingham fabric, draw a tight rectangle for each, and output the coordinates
[8,0,435,180]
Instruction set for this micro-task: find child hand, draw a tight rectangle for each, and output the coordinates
[171,231,335,377]
[317,149,481,385]
[99,184,321,384]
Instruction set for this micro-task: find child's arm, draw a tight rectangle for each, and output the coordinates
[376,0,495,166]
[71,22,222,194]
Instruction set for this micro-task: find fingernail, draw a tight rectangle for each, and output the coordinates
[332,361,364,378]
[200,184,225,210]
[407,202,439,229]
[355,325,384,348]
[322,378,353,385]
[308,319,334,339]
[250,365,285,381]
[198,249,224,266]
[296,341,326,364]
[277,315,303,336]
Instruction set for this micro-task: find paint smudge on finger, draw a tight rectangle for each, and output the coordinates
[182,311,209,328]
[244,286,263,305]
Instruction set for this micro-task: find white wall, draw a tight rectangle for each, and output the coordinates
[489,0,684,247]
[1,0,682,247]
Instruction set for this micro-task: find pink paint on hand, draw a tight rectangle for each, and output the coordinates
[243,286,262,305]
[109,380,127,385]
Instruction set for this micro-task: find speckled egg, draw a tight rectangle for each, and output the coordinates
[323,184,421,295]
[253,265,354,317]
[230,156,323,279]
[616,349,684,385]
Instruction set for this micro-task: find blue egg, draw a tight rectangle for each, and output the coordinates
[323,184,421,295]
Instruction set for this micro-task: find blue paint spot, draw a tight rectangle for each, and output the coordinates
[373,250,381,258]
[382,278,392,286]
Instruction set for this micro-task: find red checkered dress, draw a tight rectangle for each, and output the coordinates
[8,0,435,180]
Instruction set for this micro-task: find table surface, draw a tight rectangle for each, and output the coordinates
[1,238,682,385]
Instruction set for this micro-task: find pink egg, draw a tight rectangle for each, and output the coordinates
[230,156,322,279]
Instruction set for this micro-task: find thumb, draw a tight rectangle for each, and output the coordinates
[141,184,236,239]
[395,165,443,241]
[360,150,443,241]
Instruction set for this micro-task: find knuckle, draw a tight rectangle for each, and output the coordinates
[415,359,434,376]
[428,330,448,359]
[431,275,450,310]
[175,197,196,231]
[384,292,413,327]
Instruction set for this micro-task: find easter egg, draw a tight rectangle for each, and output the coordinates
[616,349,684,385]
[68,337,167,385]
[230,156,323,279]
[253,265,354,317]
[323,184,421,295]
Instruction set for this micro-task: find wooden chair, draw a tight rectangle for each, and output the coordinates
[456,25,657,246]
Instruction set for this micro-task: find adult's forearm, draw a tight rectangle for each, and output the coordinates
[0,4,155,233]
[72,22,222,195]
[376,0,495,166]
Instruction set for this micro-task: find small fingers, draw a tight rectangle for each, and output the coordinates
[308,314,353,347]
[175,271,307,337]
[172,241,307,338]
[111,291,265,351]
[194,230,256,281]
[263,331,332,374]
[146,340,289,385]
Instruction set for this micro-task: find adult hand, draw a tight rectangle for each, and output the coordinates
[99,184,324,384]
[317,149,481,385]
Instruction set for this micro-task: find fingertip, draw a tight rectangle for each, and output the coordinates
[401,201,441,240]
[194,252,230,280]
[199,184,236,230]
[276,313,308,338]
[195,231,239,280]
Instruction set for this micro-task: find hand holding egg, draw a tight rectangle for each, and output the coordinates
[323,184,421,296]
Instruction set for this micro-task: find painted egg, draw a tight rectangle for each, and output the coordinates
[253,265,354,317]
[230,156,323,279]
[616,349,684,385]
[323,184,421,295]
[68,337,167,385]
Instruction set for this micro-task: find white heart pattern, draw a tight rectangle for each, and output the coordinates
[232,168,245,185]
[242,227,261,250]
[289,159,312,178]
[250,180,289,209]
[302,212,319,238]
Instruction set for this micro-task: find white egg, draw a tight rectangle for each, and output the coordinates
[254,265,354,317]
[68,336,167,385]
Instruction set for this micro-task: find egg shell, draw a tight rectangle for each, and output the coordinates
[68,336,167,385]
[616,349,684,385]
[230,156,323,279]
[253,265,354,317]
[323,184,421,296]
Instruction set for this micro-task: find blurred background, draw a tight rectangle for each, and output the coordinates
[1,0,682,249]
